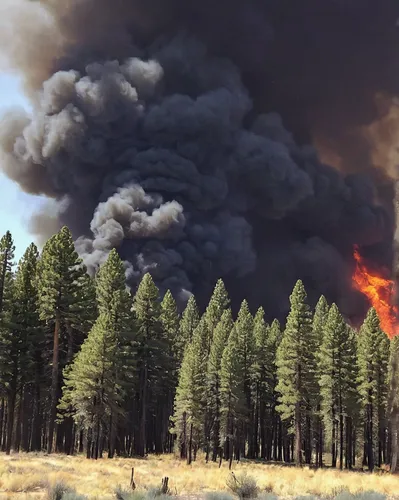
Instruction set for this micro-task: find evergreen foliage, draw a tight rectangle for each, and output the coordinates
[275,280,316,465]
[177,295,199,361]
[0,227,395,472]
[207,309,234,461]
[357,308,390,470]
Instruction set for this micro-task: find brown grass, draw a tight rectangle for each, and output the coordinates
[0,453,399,499]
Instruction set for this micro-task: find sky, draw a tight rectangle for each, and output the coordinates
[0,73,44,260]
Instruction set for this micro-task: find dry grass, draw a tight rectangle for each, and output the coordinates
[0,453,399,499]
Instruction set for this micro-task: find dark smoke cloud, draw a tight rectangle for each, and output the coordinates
[0,0,398,320]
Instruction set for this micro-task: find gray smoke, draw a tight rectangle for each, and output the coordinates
[0,0,397,319]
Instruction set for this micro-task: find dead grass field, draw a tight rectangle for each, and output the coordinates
[0,453,399,499]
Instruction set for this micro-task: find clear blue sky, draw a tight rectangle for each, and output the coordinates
[0,73,43,260]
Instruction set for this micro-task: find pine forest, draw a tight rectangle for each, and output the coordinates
[0,226,398,473]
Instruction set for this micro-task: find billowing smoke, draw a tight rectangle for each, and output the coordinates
[0,0,398,320]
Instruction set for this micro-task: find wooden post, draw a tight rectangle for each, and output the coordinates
[130,468,136,490]
[161,477,169,495]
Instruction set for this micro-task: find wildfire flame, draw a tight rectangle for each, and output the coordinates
[352,246,398,337]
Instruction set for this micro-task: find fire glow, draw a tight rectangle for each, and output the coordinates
[352,246,398,338]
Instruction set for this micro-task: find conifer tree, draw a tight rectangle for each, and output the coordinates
[313,295,329,467]
[388,334,399,472]
[252,310,282,460]
[60,249,132,459]
[0,231,14,316]
[276,280,315,465]
[60,314,125,459]
[206,309,234,461]
[220,325,246,466]
[132,273,162,456]
[358,308,390,471]
[159,290,180,452]
[38,226,90,453]
[11,244,42,452]
[204,279,230,350]
[235,300,255,458]
[0,232,17,454]
[177,295,199,362]
[318,304,356,469]
[344,325,361,469]
[171,317,209,463]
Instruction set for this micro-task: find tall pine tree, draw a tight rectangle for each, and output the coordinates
[38,226,90,453]
[177,295,200,362]
[358,308,390,471]
[206,309,233,461]
[132,273,161,456]
[276,280,315,465]
[171,317,209,463]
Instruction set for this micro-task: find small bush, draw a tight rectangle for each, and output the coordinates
[226,472,259,499]
[47,481,74,500]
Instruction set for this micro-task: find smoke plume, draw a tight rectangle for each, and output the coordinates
[0,0,398,319]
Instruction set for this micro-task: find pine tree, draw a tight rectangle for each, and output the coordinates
[11,244,42,452]
[276,280,315,465]
[171,317,209,463]
[318,304,357,469]
[0,231,15,316]
[60,249,132,459]
[344,325,361,469]
[177,295,199,362]
[132,273,162,456]
[204,279,230,350]
[60,314,125,459]
[388,334,399,472]
[235,300,255,458]
[38,226,90,454]
[220,325,246,467]
[252,310,282,461]
[159,290,180,452]
[206,309,233,461]
[358,308,390,471]
[312,295,329,467]
[0,232,16,454]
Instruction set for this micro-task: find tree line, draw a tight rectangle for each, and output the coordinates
[0,226,397,471]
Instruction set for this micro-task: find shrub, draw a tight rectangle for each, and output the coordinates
[226,472,259,499]
[46,481,74,500]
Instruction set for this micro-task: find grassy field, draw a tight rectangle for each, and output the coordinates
[0,453,399,499]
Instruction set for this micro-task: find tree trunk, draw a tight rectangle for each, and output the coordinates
[318,415,323,468]
[48,312,61,454]
[187,423,193,465]
[339,413,344,470]
[367,400,374,472]
[294,401,302,465]
[0,398,4,450]
[6,370,17,455]
[109,412,117,459]
[332,418,337,468]
[14,386,24,452]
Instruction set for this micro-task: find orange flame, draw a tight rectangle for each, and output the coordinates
[352,246,398,337]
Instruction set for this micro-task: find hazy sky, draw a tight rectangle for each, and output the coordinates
[0,73,43,260]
